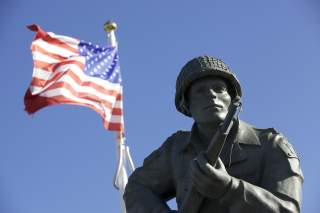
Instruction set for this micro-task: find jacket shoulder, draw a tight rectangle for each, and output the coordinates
[162,130,190,150]
[143,130,190,165]
[253,126,299,159]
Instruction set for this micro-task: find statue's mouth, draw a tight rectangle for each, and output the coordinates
[204,104,222,110]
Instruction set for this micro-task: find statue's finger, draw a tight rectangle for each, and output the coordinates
[215,158,227,171]
[196,153,215,175]
[191,159,212,187]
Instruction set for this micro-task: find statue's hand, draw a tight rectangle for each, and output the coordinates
[191,153,232,199]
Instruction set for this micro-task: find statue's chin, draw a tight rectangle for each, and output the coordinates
[195,115,225,126]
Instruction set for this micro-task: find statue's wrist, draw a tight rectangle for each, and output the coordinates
[214,176,233,200]
[219,177,240,205]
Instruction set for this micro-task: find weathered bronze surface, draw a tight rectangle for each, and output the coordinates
[124,56,303,213]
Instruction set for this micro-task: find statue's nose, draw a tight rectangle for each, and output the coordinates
[208,89,217,98]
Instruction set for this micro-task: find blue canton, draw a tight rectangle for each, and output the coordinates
[78,41,122,84]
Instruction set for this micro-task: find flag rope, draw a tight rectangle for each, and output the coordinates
[113,133,135,189]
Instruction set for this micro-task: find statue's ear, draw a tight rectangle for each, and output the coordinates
[180,95,191,115]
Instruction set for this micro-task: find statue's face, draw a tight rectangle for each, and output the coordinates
[186,77,232,124]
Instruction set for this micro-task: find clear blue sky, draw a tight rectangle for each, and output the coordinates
[1,0,319,212]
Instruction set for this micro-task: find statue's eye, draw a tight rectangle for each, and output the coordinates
[213,85,227,93]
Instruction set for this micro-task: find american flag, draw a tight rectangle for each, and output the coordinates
[24,24,124,132]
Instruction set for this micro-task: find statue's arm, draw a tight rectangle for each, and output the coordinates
[220,133,303,213]
[124,138,175,213]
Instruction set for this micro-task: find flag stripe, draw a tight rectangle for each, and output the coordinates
[37,78,120,111]
[32,51,61,64]
[31,44,69,61]
[29,73,124,119]
[40,33,78,54]
[25,90,123,125]
[25,88,123,117]
[33,58,84,72]
[47,32,79,49]
[32,39,78,58]
[31,67,121,97]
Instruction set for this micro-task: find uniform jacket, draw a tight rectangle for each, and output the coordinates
[124,120,303,213]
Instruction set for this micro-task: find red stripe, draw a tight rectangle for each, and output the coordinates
[33,60,56,72]
[40,80,120,111]
[116,94,122,101]
[27,24,48,41]
[107,122,123,131]
[111,108,122,115]
[33,59,84,72]
[31,71,65,88]
[28,24,78,54]
[42,35,78,54]
[24,89,123,131]
[31,69,120,97]
[31,44,69,61]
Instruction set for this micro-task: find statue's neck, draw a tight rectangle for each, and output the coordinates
[195,122,220,146]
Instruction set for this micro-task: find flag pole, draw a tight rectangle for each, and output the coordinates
[104,20,135,213]
[104,21,118,47]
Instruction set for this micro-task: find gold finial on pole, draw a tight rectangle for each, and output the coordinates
[104,20,118,47]
[104,20,117,33]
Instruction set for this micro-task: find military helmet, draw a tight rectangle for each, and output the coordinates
[175,55,242,117]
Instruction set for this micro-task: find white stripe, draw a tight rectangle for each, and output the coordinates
[47,32,79,50]
[31,69,122,104]
[39,87,112,115]
[114,100,123,108]
[32,57,85,80]
[39,87,123,123]
[31,71,122,102]
[32,51,60,64]
[57,74,120,104]
[30,57,85,95]
[32,39,79,58]
[32,57,121,91]
[32,68,52,80]
[108,114,123,123]
[30,86,43,94]
[30,84,123,123]
[73,68,122,91]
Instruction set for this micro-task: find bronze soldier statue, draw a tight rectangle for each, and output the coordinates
[124,56,303,213]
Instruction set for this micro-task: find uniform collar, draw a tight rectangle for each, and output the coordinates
[235,120,261,146]
[180,120,260,154]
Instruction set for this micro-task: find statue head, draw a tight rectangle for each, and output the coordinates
[175,55,242,117]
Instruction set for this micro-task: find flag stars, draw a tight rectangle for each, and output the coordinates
[80,41,121,83]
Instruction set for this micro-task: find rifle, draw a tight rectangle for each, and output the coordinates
[179,97,241,213]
